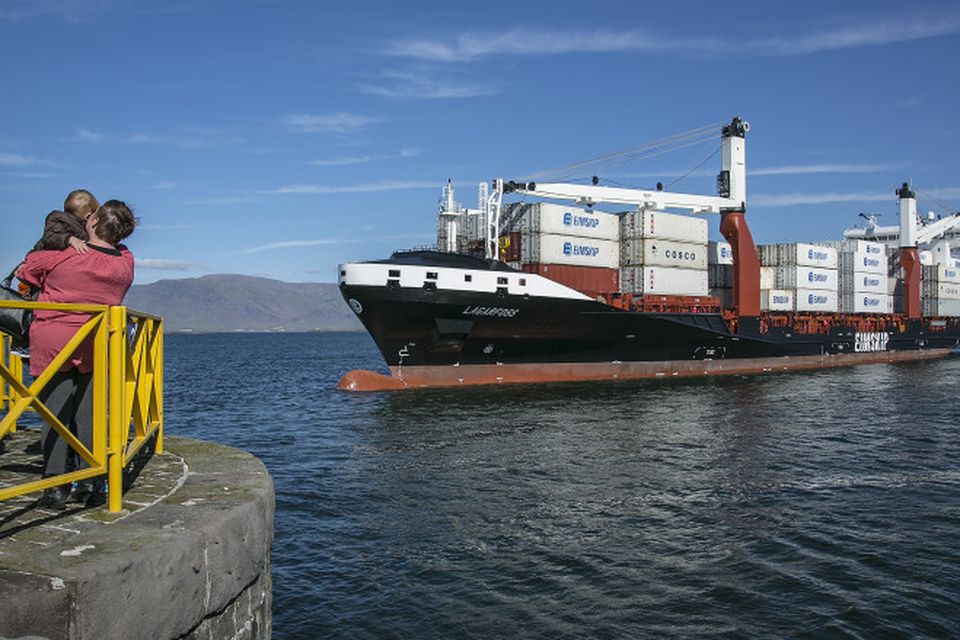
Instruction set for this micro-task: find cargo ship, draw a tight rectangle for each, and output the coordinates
[337,118,960,390]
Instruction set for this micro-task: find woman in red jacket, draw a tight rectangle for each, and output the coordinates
[17,200,136,509]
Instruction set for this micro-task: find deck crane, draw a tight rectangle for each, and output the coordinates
[489,116,763,320]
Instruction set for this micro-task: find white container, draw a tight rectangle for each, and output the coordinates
[923,281,960,300]
[923,298,960,317]
[521,234,620,269]
[819,239,886,256]
[794,288,839,312]
[775,266,838,291]
[620,238,707,269]
[761,289,793,311]
[619,266,709,296]
[709,264,734,289]
[708,241,733,265]
[840,292,892,314]
[839,271,887,295]
[760,266,776,290]
[922,264,960,284]
[519,202,620,241]
[619,210,708,243]
[760,243,838,268]
[839,250,887,275]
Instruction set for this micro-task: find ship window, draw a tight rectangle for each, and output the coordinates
[497,277,508,285]
[340,270,346,277]
[426,272,438,280]
[389,269,401,278]
[464,274,473,282]
[519,278,526,286]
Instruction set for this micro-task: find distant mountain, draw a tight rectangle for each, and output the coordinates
[123,274,362,333]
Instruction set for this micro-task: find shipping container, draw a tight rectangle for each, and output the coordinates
[922,264,960,284]
[517,202,620,241]
[709,287,733,308]
[521,264,619,296]
[839,271,886,295]
[794,288,839,312]
[838,250,887,275]
[760,266,776,290]
[709,264,734,289]
[759,243,838,269]
[922,281,960,300]
[775,266,838,291]
[619,266,709,296]
[818,239,886,256]
[840,292,892,314]
[708,241,733,265]
[619,210,708,243]
[923,298,960,317]
[761,289,793,311]
[521,233,620,269]
[920,250,935,266]
[620,238,707,269]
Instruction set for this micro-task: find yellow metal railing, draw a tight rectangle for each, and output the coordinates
[0,300,163,513]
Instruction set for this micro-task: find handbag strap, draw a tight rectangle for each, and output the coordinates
[1,264,19,290]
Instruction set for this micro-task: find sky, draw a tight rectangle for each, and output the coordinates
[2,0,959,285]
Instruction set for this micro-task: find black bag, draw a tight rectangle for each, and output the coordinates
[0,265,32,350]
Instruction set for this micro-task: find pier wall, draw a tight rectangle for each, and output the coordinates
[0,436,274,640]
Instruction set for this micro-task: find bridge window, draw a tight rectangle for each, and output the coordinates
[389,269,401,278]
[426,272,438,280]
[464,274,473,282]
[497,277,508,285]
[519,278,526,286]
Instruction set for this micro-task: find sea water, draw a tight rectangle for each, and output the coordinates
[165,333,960,639]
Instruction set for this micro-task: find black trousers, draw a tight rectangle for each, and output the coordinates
[37,369,93,477]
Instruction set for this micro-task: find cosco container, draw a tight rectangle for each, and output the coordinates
[619,210,708,243]
[775,266,838,291]
[839,271,886,294]
[922,281,960,300]
[518,202,620,241]
[708,241,733,265]
[922,264,960,285]
[840,292,893,314]
[521,234,620,269]
[922,298,960,317]
[794,288,839,312]
[619,266,709,296]
[759,243,838,269]
[838,250,887,275]
[761,289,793,311]
[620,238,707,269]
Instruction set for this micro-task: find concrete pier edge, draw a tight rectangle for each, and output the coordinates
[0,436,274,640]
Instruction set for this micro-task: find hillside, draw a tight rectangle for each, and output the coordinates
[123,274,362,333]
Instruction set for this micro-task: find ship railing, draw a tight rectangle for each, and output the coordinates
[0,301,163,513]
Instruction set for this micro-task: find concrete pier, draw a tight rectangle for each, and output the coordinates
[0,435,274,640]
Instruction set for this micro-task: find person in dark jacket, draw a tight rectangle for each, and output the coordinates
[33,189,100,253]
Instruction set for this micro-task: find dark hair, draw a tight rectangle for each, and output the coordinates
[93,200,137,245]
[64,189,99,218]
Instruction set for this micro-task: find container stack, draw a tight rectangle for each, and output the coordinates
[922,264,960,316]
[819,240,890,313]
[707,241,733,308]
[759,243,839,312]
[618,211,709,296]
[513,202,621,296]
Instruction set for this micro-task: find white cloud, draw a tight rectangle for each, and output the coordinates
[75,128,104,143]
[269,180,437,194]
[239,239,342,254]
[752,163,901,176]
[309,148,420,167]
[281,112,381,134]
[751,191,893,207]
[0,152,41,166]
[137,258,197,271]
[74,127,242,149]
[383,15,960,61]
[359,69,497,99]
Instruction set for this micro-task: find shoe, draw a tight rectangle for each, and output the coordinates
[79,479,107,508]
[39,486,69,511]
[73,480,93,504]
[84,490,107,508]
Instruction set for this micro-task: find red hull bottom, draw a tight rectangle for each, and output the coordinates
[336,348,955,391]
